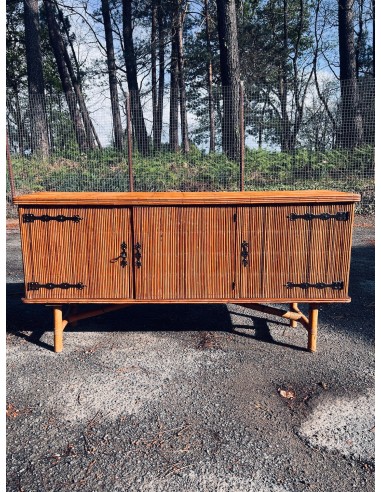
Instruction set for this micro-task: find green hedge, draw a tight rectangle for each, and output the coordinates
[7,146,374,215]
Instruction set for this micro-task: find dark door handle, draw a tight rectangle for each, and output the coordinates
[111,242,128,268]
[134,242,142,268]
[241,241,249,267]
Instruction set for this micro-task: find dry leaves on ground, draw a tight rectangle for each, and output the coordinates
[6,402,31,418]
[278,388,296,400]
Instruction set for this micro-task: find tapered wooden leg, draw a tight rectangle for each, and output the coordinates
[308,304,319,352]
[290,303,298,328]
[53,306,64,353]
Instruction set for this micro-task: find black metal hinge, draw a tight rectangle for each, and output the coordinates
[287,211,349,222]
[28,282,86,291]
[23,213,83,223]
[285,281,344,290]
[233,213,237,222]
[232,281,236,290]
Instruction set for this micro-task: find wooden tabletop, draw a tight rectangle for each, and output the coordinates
[13,190,361,205]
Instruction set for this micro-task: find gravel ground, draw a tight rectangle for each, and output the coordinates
[6,216,375,492]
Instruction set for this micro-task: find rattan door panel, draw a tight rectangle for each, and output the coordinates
[305,203,354,300]
[235,206,265,298]
[255,204,354,300]
[133,207,185,300]
[260,205,299,299]
[182,207,236,299]
[19,206,133,300]
[83,207,133,299]
[133,206,236,299]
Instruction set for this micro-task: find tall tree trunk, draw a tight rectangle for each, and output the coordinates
[338,0,363,148]
[122,0,150,155]
[101,0,124,150]
[216,0,241,161]
[57,5,81,86]
[56,3,101,149]
[7,91,30,155]
[279,0,291,152]
[169,1,179,152]
[54,2,100,149]
[177,2,189,153]
[312,0,337,141]
[60,32,96,149]
[47,86,55,150]
[258,94,269,150]
[23,0,49,157]
[154,0,165,150]
[289,0,314,152]
[204,0,215,153]
[279,76,292,152]
[355,0,364,78]
[15,90,27,155]
[372,0,375,77]
[44,0,88,151]
[151,0,159,150]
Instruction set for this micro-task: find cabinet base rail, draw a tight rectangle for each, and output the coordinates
[51,302,319,354]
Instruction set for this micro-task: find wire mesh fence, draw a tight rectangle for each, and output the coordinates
[6,77,375,216]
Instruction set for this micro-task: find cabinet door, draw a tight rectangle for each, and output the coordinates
[235,206,265,298]
[236,204,354,300]
[182,206,236,299]
[296,203,354,301]
[133,207,185,300]
[133,206,236,300]
[19,206,133,300]
[260,204,309,299]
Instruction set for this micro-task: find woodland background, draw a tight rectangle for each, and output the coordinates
[6,0,375,212]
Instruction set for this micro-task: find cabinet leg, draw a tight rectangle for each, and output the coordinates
[290,303,298,328]
[53,306,64,353]
[308,304,319,352]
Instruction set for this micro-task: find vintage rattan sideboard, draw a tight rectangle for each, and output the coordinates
[14,190,361,353]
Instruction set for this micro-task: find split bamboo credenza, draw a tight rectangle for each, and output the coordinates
[14,190,360,353]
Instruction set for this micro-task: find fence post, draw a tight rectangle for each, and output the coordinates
[6,131,16,202]
[126,92,134,192]
[239,81,245,191]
